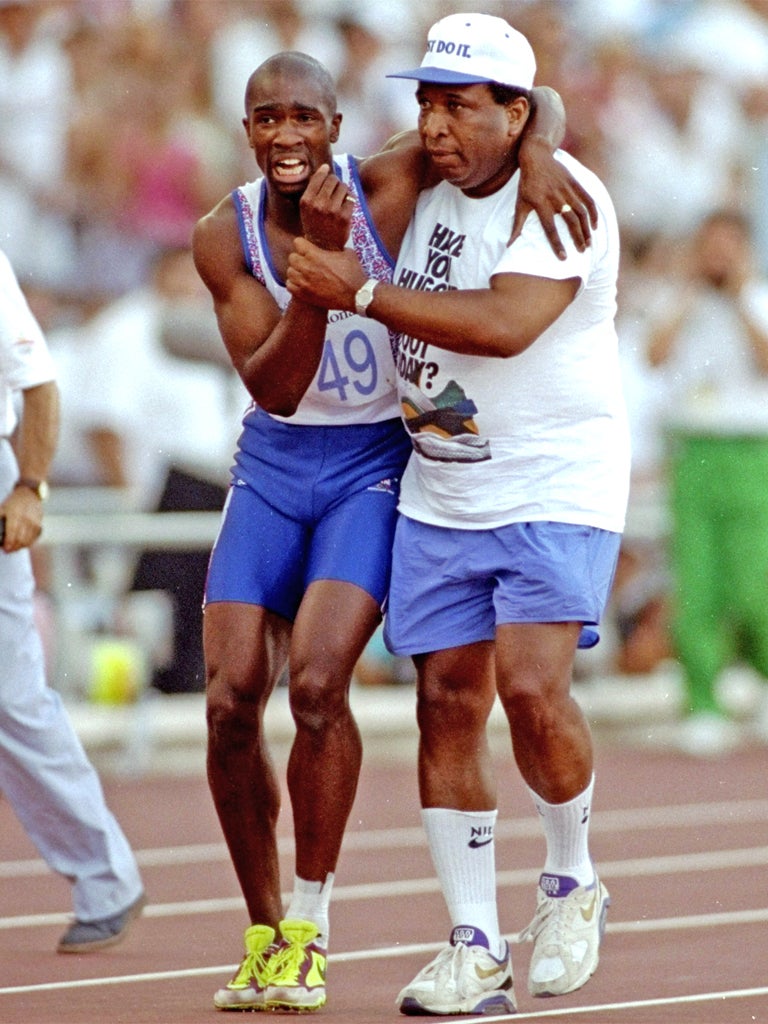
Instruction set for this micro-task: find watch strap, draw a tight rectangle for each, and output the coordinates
[14,478,49,500]
[355,278,379,318]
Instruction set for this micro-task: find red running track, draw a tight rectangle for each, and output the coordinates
[1,730,767,1024]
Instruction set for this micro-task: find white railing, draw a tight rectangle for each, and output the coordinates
[37,485,669,697]
[38,489,222,696]
[42,508,222,548]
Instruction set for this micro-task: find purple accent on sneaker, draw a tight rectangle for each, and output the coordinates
[450,924,490,949]
[474,993,518,1015]
[539,873,581,898]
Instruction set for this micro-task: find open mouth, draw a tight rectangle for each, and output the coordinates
[273,157,308,181]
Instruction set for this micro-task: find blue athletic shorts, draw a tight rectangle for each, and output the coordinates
[383,518,621,656]
[204,411,411,620]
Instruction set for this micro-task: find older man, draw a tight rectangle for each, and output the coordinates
[194,43,595,1014]
[287,12,629,1015]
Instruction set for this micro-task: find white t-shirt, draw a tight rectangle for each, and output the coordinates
[649,280,768,434]
[0,249,56,437]
[393,151,631,533]
[52,287,240,502]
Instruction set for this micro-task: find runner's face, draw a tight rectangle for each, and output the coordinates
[243,68,341,197]
[415,82,527,197]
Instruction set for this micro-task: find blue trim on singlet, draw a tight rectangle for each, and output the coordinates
[347,155,396,269]
[233,157,395,286]
[251,161,354,288]
[231,188,257,279]
[256,178,285,286]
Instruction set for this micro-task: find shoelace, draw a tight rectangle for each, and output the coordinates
[232,942,278,988]
[520,894,575,947]
[424,943,473,994]
[268,937,308,984]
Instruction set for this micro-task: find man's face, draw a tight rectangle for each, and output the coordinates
[696,218,750,289]
[415,82,527,197]
[243,67,341,198]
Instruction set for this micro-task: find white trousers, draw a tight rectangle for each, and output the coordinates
[0,440,142,921]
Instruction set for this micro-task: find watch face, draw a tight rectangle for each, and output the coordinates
[356,279,377,315]
[17,479,49,500]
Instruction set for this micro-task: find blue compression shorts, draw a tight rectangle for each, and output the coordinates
[204,411,411,620]
[384,518,621,657]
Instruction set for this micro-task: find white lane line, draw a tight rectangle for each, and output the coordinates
[1,798,767,878]
[1,925,767,1000]
[3,846,768,931]
[456,985,768,1022]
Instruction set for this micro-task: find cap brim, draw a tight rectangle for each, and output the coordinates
[386,67,494,84]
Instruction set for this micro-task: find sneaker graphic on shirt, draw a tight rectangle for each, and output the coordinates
[400,373,491,463]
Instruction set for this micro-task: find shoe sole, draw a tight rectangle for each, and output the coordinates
[213,991,266,1011]
[264,997,326,1013]
[57,892,146,954]
[214,1004,266,1012]
[399,992,516,1016]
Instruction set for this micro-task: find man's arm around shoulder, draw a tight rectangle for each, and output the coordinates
[357,134,433,261]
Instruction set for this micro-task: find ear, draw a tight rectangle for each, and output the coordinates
[242,117,254,149]
[330,112,343,144]
[506,97,530,144]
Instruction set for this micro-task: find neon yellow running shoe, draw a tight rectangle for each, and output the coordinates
[214,924,277,1011]
[264,919,327,1012]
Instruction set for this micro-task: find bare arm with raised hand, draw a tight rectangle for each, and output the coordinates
[193,196,330,419]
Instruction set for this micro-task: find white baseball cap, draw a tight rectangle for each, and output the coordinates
[387,12,536,90]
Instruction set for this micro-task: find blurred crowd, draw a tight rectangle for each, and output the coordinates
[4,0,768,742]
[3,0,766,300]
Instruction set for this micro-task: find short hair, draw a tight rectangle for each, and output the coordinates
[245,51,337,117]
[489,82,531,106]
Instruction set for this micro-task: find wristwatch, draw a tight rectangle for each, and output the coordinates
[354,278,379,318]
[14,478,50,501]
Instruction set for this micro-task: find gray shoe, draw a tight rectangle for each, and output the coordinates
[57,891,146,954]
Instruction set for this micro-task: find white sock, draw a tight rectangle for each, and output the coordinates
[422,807,504,957]
[285,873,334,944]
[528,775,596,889]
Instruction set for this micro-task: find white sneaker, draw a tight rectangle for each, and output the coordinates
[676,711,741,758]
[521,875,609,997]
[397,925,516,1016]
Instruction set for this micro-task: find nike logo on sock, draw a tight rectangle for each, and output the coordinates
[468,826,493,849]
